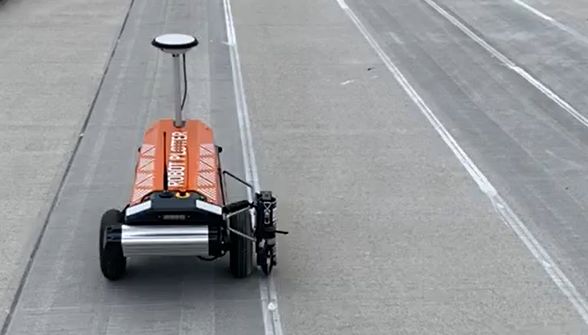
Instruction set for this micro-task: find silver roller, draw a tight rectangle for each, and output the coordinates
[121,225,209,256]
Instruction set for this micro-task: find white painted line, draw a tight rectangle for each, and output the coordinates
[335,0,588,325]
[223,0,256,196]
[222,0,284,334]
[511,0,588,46]
[420,0,588,130]
[512,0,554,22]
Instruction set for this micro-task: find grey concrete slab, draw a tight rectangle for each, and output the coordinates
[348,0,588,301]
[0,0,129,27]
[232,0,349,26]
[3,0,264,334]
[233,0,588,333]
[0,0,131,328]
[6,0,588,333]
[236,25,381,66]
[432,0,588,121]
[500,0,588,39]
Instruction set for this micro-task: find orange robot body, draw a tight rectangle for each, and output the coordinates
[99,33,284,281]
[129,119,222,205]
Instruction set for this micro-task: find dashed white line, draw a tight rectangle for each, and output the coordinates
[335,0,588,325]
[222,0,284,334]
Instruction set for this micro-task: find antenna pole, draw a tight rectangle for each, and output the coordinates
[172,54,183,127]
[151,33,198,127]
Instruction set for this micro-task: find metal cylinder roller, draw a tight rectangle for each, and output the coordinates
[121,225,209,256]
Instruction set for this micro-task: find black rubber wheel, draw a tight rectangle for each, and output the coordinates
[229,211,253,278]
[99,209,127,281]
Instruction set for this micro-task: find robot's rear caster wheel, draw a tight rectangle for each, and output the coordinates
[229,211,253,278]
[99,209,127,281]
[257,243,276,276]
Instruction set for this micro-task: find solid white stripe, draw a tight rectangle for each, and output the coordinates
[512,0,554,21]
[421,0,588,130]
[222,0,284,334]
[336,0,588,325]
[510,0,588,47]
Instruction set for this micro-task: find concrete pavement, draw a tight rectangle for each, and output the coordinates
[0,0,130,327]
[2,0,588,333]
[2,0,268,334]
[233,0,588,333]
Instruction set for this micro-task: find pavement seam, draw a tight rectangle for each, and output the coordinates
[0,0,136,333]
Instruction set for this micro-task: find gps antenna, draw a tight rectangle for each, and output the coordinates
[152,34,199,128]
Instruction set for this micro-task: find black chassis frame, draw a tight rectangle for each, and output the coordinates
[123,191,228,257]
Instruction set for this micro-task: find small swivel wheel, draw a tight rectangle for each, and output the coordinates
[229,211,253,278]
[99,209,127,280]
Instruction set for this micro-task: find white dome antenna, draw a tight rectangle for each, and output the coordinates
[152,34,199,127]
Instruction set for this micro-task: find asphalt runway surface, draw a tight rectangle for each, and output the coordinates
[2,0,588,334]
